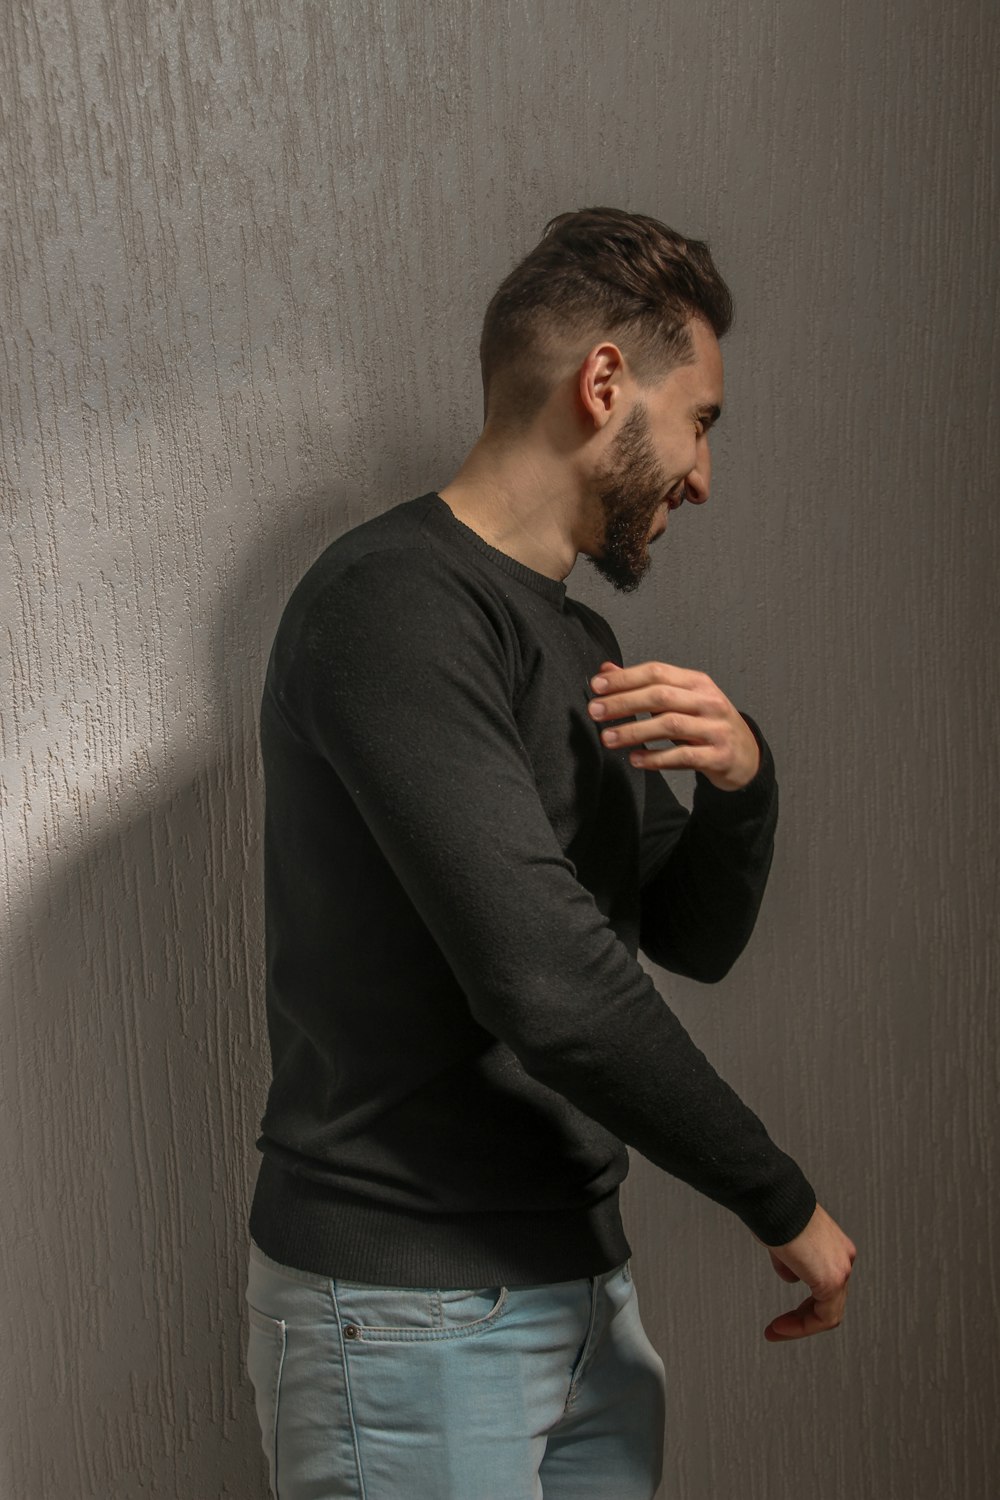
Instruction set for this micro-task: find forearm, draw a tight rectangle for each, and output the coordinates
[639,713,779,981]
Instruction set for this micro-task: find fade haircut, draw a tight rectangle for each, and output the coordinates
[478,206,734,433]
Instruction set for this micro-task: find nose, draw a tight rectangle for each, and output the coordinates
[673,476,709,507]
[682,458,710,505]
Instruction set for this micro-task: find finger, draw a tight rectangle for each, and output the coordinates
[600,719,709,760]
[626,744,718,773]
[765,1312,837,1341]
[598,715,707,758]
[588,683,705,725]
[765,1291,847,1341]
[590,661,705,695]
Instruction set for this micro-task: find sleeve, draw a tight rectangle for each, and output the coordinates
[287,549,816,1246]
[639,713,780,982]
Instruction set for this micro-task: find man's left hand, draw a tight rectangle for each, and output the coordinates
[588,659,761,793]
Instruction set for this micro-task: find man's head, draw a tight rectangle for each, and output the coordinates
[476,207,730,591]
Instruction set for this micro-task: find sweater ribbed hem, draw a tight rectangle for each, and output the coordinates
[247,1151,632,1288]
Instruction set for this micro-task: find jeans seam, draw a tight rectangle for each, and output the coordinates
[330,1283,367,1500]
[564,1278,599,1412]
[270,1318,287,1499]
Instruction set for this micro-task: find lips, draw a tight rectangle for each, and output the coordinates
[667,490,684,510]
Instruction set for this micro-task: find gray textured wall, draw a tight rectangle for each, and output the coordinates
[2,1,997,1496]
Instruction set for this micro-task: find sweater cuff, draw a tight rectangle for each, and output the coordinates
[736,1168,818,1247]
[692,711,776,822]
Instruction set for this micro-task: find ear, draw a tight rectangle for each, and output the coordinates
[578,343,626,429]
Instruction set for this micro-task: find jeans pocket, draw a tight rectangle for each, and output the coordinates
[334,1282,509,1342]
[245,1303,287,1497]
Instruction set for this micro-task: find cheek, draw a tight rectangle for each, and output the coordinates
[658,447,679,487]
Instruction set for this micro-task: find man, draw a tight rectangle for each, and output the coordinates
[243,206,857,1500]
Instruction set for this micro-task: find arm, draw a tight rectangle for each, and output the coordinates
[286,550,816,1246]
[638,713,779,982]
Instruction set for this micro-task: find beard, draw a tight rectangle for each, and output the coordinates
[583,399,677,593]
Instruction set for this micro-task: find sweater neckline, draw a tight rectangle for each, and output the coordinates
[421,492,568,612]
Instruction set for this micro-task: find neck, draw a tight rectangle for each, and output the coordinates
[438,433,589,582]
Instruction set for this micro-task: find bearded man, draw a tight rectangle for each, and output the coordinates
[243,206,857,1500]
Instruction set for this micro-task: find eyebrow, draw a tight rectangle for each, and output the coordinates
[694,403,722,427]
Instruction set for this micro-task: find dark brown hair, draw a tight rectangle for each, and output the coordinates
[478,206,734,432]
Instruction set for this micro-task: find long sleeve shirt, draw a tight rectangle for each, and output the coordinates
[247,490,817,1286]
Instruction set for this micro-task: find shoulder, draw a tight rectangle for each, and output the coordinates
[300,542,511,634]
[282,543,521,699]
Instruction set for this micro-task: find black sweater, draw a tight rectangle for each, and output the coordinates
[248,491,816,1286]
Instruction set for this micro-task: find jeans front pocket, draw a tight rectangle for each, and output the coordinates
[334,1281,509,1342]
[245,1303,287,1497]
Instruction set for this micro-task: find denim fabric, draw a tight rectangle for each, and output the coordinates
[244,1237,666,1499]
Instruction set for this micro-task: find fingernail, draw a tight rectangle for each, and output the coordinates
[592,676,608,692]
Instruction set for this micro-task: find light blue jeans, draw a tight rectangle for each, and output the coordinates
[244,1237,666,1499]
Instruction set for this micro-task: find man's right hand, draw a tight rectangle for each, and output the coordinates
[753,1202,857,1342]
